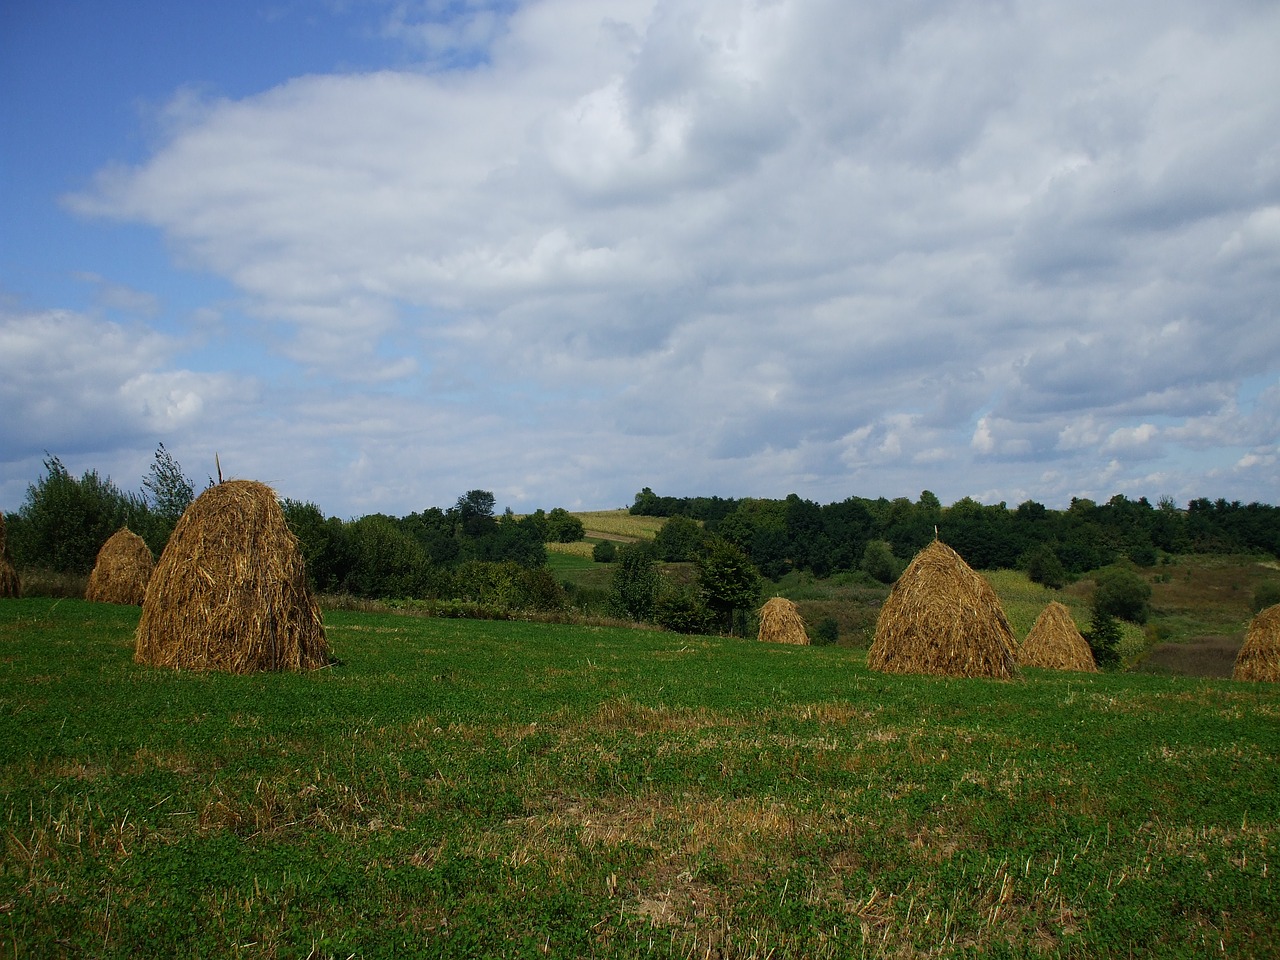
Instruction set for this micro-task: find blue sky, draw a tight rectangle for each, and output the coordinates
[3,0,1278,519]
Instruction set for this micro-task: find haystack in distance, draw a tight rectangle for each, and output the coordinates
[868,539,1019,679]
[86,527,153,605]
[758,596,809,645]
[1233,603,1280,682]
[0,511,18,598]
[135,479,329,673]
[1019,601,1098,672]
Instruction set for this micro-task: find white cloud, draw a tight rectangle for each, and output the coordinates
[0,307,255,461]
[24,0,1280,515]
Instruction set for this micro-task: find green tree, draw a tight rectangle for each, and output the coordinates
[609,541,661,622]
[1092,567,1152,624]
[860,540,899,584]
[654,514,705,562]
[140,443,195,553]
[545,507,585,544]
[342,514,432,599]
[592,540,617,563]
[11,455,145,573]
[697,537,761,636]
[1086,603,1122,670]
[1024,543,1067,590]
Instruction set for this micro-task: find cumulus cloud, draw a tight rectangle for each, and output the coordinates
[37,0,1280,513]
[0,307,255,474]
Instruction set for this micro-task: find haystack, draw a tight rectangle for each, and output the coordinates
[0,511,18,598]
[758,596,809,645]
[135,480,329,673]
[1019,601,1098,672]
[1233,603,1280,682]
[85,527,154,605]
[868,539,1019,678]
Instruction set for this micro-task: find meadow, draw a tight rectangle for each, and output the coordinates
[2,597,1278,959]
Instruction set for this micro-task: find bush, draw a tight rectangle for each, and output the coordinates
[860,540,899,584]
[1086,603,1122,670]
[1254,580,1280,613]
[1024,543,1067,590]
[592,540,617,563]
[654,586,712,634]
[1092,567,1152,624]
[812,617,839,646]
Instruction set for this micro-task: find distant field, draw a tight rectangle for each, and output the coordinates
[570,509,667,541]
[2,598,1277,958]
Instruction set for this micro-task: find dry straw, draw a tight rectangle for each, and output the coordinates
[135,479,329,673]
[1018,601,1098,672]
[868,539,1019,678]
[757,596,810,645]
[1233,603,1280,682]
[85,526,154,605]
[0,511,18,598]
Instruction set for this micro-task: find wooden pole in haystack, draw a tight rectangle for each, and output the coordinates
[0,511,19,598]
[868,539,1019,678]
[757,596,810,645]
[1018,601,1098,672]
[135,479,329,673]
[85,527,154,605]
[1233,603,1280,682]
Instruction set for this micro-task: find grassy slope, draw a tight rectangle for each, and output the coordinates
[2,598,1278,959]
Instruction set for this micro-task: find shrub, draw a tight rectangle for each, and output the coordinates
[1024,543,1067,589]
[1092,567,1152,624]
[1086,603,1122,670]
[812,617,839,646]
[1253,580,1280,613]
[592,540,617,563]
[654,586,712,634]
[860,540,899,584]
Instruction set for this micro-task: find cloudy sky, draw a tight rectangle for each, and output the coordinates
[3,0,1278,519]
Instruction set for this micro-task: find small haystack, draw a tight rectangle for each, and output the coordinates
[758,596,809,645]
[0,511,19,598]
[1019,601,1098,672]
[86,527,154,605]
[135,479,329,673]
[1233,603,1280,682]
[868,539,1019,678]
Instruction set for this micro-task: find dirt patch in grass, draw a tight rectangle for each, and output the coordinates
[1133,634,1243,677]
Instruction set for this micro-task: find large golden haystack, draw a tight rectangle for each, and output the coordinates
[1019,601,1098,672]
[1233,603,1280,682]
[758,596,809,645]
[868,539,1019,678]
[135,480,329,673]
[86,527,154,605]
[0,511,18,598]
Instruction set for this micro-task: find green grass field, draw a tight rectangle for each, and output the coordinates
[2,598,1277,958]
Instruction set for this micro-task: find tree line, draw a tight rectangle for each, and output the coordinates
[6,452,1278,641]
[628,486,1280,586]
[4,453,584,615]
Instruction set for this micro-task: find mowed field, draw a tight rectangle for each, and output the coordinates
[2,598,1277,958]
